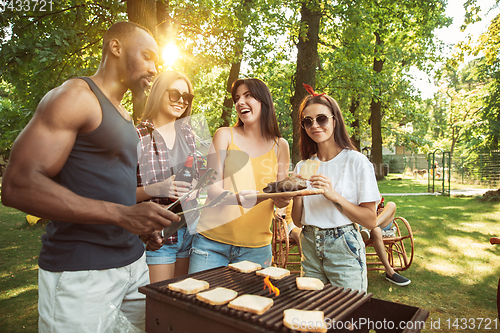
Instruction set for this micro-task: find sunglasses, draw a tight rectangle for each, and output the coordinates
[301,114,334,129]
[166,89,194,106]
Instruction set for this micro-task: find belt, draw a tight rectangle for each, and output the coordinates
[303,224,355,237]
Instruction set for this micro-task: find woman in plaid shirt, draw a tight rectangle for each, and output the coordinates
[136,71,198,283]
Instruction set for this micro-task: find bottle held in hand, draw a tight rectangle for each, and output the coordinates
[176,153,195,184]
[377,197,385,215]
[171,153,196,216]
[171,153,197,220]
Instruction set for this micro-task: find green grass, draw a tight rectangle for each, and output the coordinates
[1,175,500,332]
[0,204,44,333]
[378,173,495,194]
[366,195,500,332]
[378,176,430,193]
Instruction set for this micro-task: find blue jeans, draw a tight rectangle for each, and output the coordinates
[300,224,367,292]
[188,233,272,274]
[146,226,193,265]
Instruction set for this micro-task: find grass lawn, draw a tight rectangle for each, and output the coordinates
[366,195,500,332]
[1,175,500,332]
[378,174,431,194]
[378,173,495,194]
[0,204,43,333]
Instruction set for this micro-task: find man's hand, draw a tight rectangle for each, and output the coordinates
[119,202,181,235]
[140,230,164,251]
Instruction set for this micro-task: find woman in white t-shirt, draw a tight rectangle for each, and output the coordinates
[291,84,380,292]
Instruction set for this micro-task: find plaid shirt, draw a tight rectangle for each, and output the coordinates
[136,119,198,244]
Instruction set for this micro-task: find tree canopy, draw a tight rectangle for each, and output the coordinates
[1,0,499,176]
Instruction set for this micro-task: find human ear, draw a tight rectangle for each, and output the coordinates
[109,38,122,57]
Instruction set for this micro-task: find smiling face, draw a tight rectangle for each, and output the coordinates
[158,79,190,122]
[234,83,262,125]
[302,103,335,144]
[121,28,159,95]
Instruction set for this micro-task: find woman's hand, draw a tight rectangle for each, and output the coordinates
[235,190,259,208]
[146,175,192,200]
[273,196,291,208]
[309,174,339,204]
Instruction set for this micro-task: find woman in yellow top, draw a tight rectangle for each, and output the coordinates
[189,78,290,273]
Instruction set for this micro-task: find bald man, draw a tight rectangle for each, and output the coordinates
[1,21,179,332]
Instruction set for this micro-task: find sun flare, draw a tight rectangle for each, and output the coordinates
[162,43,180,66]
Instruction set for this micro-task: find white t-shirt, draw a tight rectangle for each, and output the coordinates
[295,149,380,229]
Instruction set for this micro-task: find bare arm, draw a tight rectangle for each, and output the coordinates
[291,196,303,228]
[276,138,290,182]
[206,128,230,200]
[1,79,179,235]
[272,138,291,208]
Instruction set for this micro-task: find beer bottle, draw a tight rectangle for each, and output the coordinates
[175,153,195,183]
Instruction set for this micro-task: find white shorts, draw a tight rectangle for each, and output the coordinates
[38,253,149,333]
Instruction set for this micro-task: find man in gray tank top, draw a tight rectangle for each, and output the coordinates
[1,21,180,332]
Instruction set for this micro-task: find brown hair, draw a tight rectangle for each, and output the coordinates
[141,71,194,122]
[299,94,356,159]
[231,78,281,142]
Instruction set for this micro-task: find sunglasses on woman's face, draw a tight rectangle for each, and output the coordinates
[301,114,334,129]
[166,89,194,106]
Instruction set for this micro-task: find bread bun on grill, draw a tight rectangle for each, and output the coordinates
[256,267,290,280]
[196,287,238,305]
[228,260,262,273]
[283,309,327,333]
[168,278,209,294]
[228,295,274,315]
[296,277,324,291]
[299,159,320,180]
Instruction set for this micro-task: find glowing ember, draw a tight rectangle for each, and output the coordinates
[263,276,280,296]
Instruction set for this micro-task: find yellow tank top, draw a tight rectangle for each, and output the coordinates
[197,128,278,247]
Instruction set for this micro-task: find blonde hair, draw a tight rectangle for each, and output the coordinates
[141,71,194,122]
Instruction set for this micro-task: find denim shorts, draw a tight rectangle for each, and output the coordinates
[381,221,393,231]
[188,233,272,274]
[300,224,367,292]
[146,226,193,265]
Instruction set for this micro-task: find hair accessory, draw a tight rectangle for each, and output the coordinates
[303,83,326,97]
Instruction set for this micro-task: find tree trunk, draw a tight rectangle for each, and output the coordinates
[219,0,252,129]
[450,126,457,158]
[370,31,385,180]
[127,0,157,36]
[127,0,157,123]
[221,61,242,128]
[349,96,360,151]
[494,108,500,149]
[290,1,321,165]
[370,97,384,179]
[156,0,171,43]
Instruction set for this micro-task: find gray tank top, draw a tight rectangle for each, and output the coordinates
[39,77,143,271]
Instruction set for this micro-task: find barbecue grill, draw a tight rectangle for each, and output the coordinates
[140,266,428,333]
